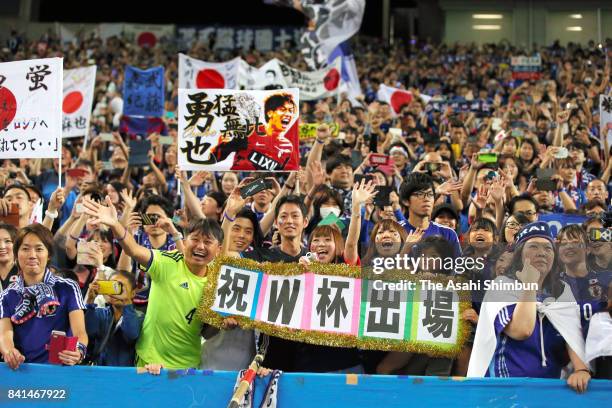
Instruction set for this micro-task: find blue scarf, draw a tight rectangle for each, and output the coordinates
[11,270,60,325]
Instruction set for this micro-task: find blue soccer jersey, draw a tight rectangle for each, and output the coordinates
[0,270,85,363]
[489,303,569,378]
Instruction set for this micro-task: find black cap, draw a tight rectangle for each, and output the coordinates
[432,203,459,221]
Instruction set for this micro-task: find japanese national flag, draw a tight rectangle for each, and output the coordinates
[62,65,96,138]
[122,23,174,48]
[178,53,240,90]
[377,84,413,116]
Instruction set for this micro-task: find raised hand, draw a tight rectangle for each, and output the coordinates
[352,179,377,207]
[225,186,247,219]
[120,189,137,211]
[82,196,119,228]
[406,228,425,244]
[436,179,463,196]
[473,184,490,210]
[308,161,326,187]
[516,258,540,286]
[126,212,142,234]
[48,187,65,212]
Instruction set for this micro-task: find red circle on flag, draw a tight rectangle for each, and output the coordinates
[137,32,157,48]
[390,91,413,114]
[0,86,17,130]
[323,68,340,90]
[196,69,225,89]
[62,91,83,114]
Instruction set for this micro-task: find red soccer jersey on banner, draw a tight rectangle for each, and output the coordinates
[230,124,297,171]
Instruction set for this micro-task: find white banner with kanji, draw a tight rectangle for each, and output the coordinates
[62,65,96,138]
[0,57,62,158]
[178,53,240,90]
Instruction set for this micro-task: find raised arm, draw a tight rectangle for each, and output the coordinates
[345,180,376,265]
[503,260,539,340]
[177,169,205,220]
[82,197,152,266]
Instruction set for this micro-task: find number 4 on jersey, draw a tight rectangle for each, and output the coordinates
[185,308,196,324]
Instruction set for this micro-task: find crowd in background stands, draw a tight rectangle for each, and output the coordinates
[0,30,611,393]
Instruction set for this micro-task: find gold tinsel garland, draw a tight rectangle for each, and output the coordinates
[198,256,472,358]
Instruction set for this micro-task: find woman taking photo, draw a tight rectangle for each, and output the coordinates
[468,222,591,393]
[0,224,87,368]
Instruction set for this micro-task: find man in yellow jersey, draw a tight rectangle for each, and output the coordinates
[82,197,222,370]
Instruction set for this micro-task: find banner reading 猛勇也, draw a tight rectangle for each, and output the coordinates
[178,88,300,172]
[62,65,96,138]
[0,57,63,158]
[198,257,471,358]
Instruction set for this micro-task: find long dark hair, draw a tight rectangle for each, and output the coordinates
[505,240,563,298]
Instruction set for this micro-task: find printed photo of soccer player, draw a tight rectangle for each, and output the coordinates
[213,92,298,172]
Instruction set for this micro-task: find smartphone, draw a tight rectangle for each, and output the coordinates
[158,136,174,145]
[66,168,89,179]
[99,133,114,142]
[100,161,113,171]
[48,330,78,365]
[535,168,557,191]
[354,174,374,184]
[97,280,123,296]
[373,186,392,207]
[0,203,19,227]
[240,178,273,199]
[510,129,524,138]
[140,213,160,226]
[370,154,390,166]
[477,152,498,164]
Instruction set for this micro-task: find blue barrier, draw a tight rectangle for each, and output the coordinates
[0,364,610,407]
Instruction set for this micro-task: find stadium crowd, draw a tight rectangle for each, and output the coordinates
[0,29,611,394]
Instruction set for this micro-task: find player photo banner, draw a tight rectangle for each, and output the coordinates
[198,257,471,358]
[0,57,63,158]
[63,65,96,138]
[178,88,300,172]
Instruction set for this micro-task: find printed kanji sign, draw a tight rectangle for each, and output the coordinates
[199,257,470,357]
[0,57,62,158]
[178,88,300,172]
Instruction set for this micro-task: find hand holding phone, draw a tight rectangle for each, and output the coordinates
[97,280,123,296]
[0,203,19,227]
[48,331,78,365]
[239,178,273,199]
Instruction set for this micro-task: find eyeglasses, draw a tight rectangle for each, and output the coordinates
[515,210,536,217]
[413,191,435,199]
[506,221,522,230]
